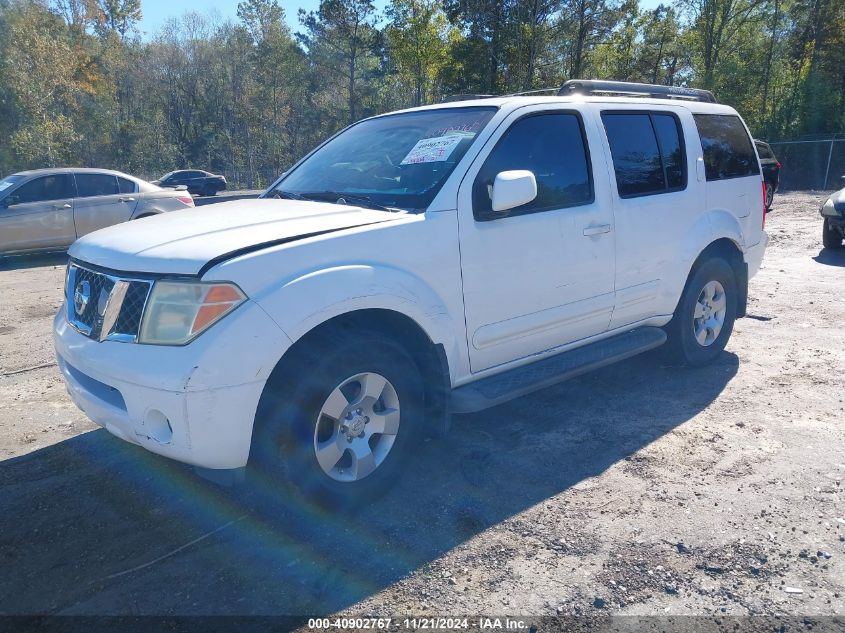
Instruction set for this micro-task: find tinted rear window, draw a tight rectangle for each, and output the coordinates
[601,112,687,197]
[76,174,119,197]
[694,114,760,180]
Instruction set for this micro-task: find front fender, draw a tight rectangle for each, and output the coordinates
[253,264,463,375]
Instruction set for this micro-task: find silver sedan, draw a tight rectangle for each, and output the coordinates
[0,168,196,255]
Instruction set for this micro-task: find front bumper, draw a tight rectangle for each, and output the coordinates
[826,215,845,235]
[745,232,769,279]
[53,299,291,469]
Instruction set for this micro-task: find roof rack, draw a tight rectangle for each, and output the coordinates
[558,80,716,103]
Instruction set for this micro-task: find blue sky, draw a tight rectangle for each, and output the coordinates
[138,0,663,38]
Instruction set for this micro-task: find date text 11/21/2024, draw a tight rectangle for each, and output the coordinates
[306,618,531,630]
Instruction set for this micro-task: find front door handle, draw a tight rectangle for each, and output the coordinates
[583,224,612,236]
[53,203,72,210]
[119,197,136,203]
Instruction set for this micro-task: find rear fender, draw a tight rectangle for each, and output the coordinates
[663,209,744,310]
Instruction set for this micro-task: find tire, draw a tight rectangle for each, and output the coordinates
[765,182,774,209]
[822,218,843,249]
[250,329,424,508]
[664,257,737,366]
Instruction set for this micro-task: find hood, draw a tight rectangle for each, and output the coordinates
[69,199,402,275]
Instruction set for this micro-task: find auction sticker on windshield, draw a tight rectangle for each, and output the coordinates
[401,134,465,165]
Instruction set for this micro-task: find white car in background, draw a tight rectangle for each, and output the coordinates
[0,168,195,256]
[54,81,768,506]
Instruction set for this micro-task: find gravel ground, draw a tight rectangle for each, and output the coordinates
[0,191,842,623]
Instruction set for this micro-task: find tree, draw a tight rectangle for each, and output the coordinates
[385,0,452,105]
[90,0,141,39]
[298,0,379,124]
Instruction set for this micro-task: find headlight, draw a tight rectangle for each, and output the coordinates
[821,198,836,216]
[138,281,246,345]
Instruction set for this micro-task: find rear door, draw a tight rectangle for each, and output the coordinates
[72,172,137,237]
[0,174,76,253]
[458,104,616,372]
[694,114,763,245]
[596,106,702,328]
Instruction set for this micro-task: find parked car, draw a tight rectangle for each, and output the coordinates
[0,168,194,256]
[154,170,227,197]
[820,185,845,249]
[755,139,781,209]
[54,80,768,505]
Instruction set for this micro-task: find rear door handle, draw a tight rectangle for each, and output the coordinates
[582,224,612,236]
[53,203,72,210]
[119,197,136,203]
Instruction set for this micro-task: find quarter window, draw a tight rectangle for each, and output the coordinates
[76,174,119,197]
[11,174,75,204]
[694,114,760,180]
[601,112,687,197]
[117,177,136,194]
[473,112,593,219]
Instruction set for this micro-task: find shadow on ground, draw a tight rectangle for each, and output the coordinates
[813,247,845,267]
[0,350,738,616]
[0,251,67,271]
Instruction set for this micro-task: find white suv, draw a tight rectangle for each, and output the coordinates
[54,81,768,504]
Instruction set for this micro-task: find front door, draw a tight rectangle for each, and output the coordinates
[458,106,616,373]
[0,174,76,254]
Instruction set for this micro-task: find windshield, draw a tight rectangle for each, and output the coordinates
[159,172,175,181]
[0,174,25,196]
[267,107,497,211]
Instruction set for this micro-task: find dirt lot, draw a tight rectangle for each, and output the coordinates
[0,191,843,622]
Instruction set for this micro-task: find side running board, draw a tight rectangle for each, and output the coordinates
[451,327,667,414]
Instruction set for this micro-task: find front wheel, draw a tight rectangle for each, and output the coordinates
[822,218,843,249]
[251,330,424,508]
[664,258,737,366]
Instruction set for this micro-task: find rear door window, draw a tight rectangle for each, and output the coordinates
[12,174,75,204]
[75,174,120,197]
[694,114,760,180]
[601,111,687,197]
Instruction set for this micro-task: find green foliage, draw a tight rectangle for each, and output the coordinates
[0,0,842,184]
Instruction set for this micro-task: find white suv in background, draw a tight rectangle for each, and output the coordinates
[54,80,768,504]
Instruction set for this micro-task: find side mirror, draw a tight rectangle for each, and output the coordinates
[491,170,537,214]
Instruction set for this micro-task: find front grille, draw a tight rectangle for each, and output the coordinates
[66,263,152,342]
[112,281,151,336]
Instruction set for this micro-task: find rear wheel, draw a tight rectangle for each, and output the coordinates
[251,330,424,507]
[664,258,737,366]
[765,182,774,209]
[822,218,843,249]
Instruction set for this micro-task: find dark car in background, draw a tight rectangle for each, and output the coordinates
[755,140,781,210]
[820,186,845,249]
[154,170,227,197]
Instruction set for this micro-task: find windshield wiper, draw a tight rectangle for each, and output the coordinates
[267,189,308,201]
[299,191,402,213]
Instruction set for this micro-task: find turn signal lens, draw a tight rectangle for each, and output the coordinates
[138,281,246,345]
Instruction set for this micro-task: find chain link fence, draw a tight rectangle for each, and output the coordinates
[767,134,845,191]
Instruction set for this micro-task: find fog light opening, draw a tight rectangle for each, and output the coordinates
[145,409,173,444]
